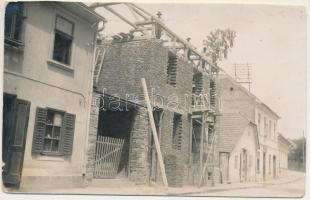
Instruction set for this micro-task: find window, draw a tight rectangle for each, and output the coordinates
[257,113,261,135]
[263,117,267,136]
[192,73,203,95]
[274,122,277,140]
[43,110,64,153]
[32,107,76,156]
[269,154,271,173]
[167,52,177,86]
[257,151,260,173]
[234,155,238,169]
[249,155,253,169]
[210,80,216,107]
[172,113,182,150]
[5,2,24,46]
[53,16,74,65]
[269,120,272,139]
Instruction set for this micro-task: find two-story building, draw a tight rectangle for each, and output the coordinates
[2,2,105,190]
[216,73,280,183]
[278,133,295,175]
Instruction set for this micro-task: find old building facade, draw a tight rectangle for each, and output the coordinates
[278,133,295,175]
[215,113,259,183]
[217,74,280,182]
[3,2,104,189]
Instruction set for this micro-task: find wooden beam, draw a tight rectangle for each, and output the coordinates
[103,6,138,29]
[141,78,169,188]
[89,2,122,8]
[126,3,149,20]
[135,20,154,26]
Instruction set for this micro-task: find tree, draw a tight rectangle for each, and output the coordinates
[203,28,237,66]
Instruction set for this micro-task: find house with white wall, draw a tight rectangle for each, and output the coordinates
[2,2,105,190]
[217,73,280,182]
[278,133,295,175]
[216,113,259,183]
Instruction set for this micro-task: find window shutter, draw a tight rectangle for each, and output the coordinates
[32,107,47,154]
[62,113,75,156]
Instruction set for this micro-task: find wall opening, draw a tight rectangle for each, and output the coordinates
[192,73,203,95]
[167,51,178,87]
[94,99,137,179]
[191,119,202,163]
[172,113,182,150]
[210,79,216,107]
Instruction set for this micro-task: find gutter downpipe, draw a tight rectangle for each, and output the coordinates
[82,20,101,186]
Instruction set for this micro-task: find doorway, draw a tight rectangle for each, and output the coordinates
[273,155,276,179]
[219,152,229,183]
[240,149,247,182]
[94,99,137,179]
[263,152,266,181]
[2,93,30,188]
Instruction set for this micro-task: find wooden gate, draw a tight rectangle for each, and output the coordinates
[94,136,124,178]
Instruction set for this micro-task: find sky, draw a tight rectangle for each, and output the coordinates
[95,3,307,139]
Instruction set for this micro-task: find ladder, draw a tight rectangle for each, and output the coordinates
[93,47,106,84]
[198,126,216,187]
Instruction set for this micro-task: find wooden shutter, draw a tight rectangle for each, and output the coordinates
[62,113,75,156]
[3,99,30,186]
[31,107,47,154]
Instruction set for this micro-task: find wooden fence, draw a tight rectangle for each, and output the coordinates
[94,136,125,178]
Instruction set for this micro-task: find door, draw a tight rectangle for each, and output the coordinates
[219,152,229,183]
[2,94,30,187]
[263,152,266,180]
[273,155,276,178]
[241,149,247,182]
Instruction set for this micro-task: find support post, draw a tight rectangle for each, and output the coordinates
[141,78,168,188]
[199,112,205,184]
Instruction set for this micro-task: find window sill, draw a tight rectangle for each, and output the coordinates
[36,153,65,162]
[4,38,24,52]
[47,59,74,72]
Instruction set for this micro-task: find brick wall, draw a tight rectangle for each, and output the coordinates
[85,92,101,184]
[128,107,150,184]
[95,39,194,187]
[97,39,193,114]
[156,110,190,187]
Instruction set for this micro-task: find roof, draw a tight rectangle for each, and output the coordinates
[278,133,296,149]
[217,113,260,152]
[218,73,280,119]
[55,2,106,24]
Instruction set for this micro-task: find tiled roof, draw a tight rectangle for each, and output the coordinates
[217,113,253,152]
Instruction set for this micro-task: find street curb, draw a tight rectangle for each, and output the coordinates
[167,177,304,195]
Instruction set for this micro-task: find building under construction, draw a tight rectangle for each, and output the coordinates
[84,3,220,188]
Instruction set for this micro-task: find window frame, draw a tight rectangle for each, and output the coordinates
[4,2,25,48]
[41,109,65,156]
[51,14,75,66]
[257,113,261,135]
